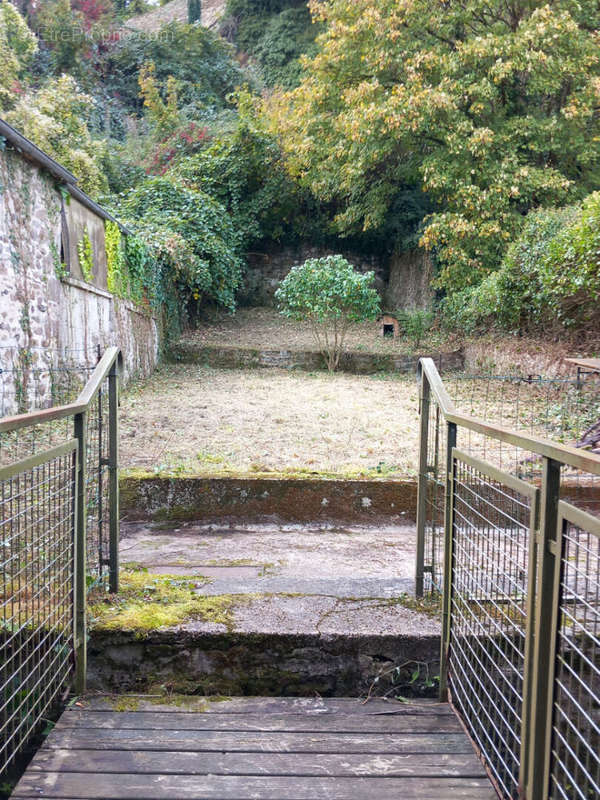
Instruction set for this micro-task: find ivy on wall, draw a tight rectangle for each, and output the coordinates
[105,221,128,297]
[77,230,94,282]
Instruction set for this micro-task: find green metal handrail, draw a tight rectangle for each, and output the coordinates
[417,358,600,475]
[0,347,122,433]
[416,357,600,800]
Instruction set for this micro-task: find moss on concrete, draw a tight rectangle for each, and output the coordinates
[89,569,250,633]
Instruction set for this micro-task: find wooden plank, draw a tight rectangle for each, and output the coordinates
[57,710,463,733]
[564,357,600,371]
[79,696,454,715]
[43,728,476,754]
[26,749,488,778]
[12,772,498,799]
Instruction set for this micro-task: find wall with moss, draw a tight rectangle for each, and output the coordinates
[0,147,160,415]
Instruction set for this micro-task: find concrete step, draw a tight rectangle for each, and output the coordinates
[88,521,440,698]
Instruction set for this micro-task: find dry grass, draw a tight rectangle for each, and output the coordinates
[120,364,421,477]
[120,310,596,478]
[182,307,456,357]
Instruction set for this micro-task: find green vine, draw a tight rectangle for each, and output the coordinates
[50,240,68,280]
[77,230,94,282]
[105,220,128,296]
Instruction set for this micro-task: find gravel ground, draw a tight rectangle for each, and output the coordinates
[120,364,421,477]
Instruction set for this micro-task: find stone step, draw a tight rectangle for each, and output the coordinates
[88,520,440,698]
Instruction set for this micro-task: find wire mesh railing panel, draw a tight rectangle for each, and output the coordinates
[550,504,600,800]
[445,372,600,514]
[84,381,111,585]
[448,451,537,800]
[0,441,77,775]
[423,392,447,593]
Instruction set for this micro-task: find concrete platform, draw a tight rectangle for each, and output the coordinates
[118,520,439,636]
[87,521,440,697]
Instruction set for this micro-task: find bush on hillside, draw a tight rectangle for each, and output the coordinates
[442,197,600,335]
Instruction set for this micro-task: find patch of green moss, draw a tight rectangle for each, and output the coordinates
[89,569,247,632]
[112,696,141,712]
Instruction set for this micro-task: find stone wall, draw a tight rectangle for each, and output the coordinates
[241,245,386,307]
[120,475,419,523]
[0,147,160,416]
[241,243,434,310]
[171,342,464,375]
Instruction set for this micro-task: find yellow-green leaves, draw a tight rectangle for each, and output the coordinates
[269,0,600,292]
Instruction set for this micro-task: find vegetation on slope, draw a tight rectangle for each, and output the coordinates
[2,0,600,339]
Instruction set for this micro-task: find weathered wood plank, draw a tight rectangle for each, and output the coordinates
[43,728,476,754]
[12,772,498,799]
[26,749,488,778]
[57,710,462,733]
[79,696,454,715]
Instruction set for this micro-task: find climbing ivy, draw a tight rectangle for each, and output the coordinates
[105,221,128,297]
[50,240,68,281]
[77,231,94,282]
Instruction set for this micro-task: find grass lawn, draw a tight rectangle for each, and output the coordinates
[180,307,457,356]
[120,364,421,477]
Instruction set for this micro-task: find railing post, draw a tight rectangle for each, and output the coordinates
[525,457,562,800]
[108,361,119,594]
[439,421,457,702]
[415,371,431,598]
[73,410,88,695]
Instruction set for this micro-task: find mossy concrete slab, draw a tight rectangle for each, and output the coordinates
[88,521,440,697]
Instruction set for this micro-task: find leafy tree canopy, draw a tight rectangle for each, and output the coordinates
[0,1,37,109]
[269,0,600,292]
[6,75,108,196]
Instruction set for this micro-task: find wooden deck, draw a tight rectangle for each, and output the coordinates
[12,697,496,799]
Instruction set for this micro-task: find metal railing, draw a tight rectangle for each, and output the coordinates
[416,358,600,800]
[0,347,121,779]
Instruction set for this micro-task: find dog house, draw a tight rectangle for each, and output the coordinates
[379,313,400,338]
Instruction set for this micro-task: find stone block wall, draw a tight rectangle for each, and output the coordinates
[0,147,160,416]
[241,243,434,311]
[241,245,386,307]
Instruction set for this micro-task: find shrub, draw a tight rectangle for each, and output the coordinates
[540,192,600,330]
[275,255,380,371]
[441,199,600,336]
[398,309,435,351]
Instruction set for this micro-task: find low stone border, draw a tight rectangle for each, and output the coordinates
[88,630,440,697]
[170,344,464,375]
[120,475,418,522]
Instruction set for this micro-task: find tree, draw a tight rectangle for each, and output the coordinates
[6,75,108,196]
[275,255,380,371]
[0,1,37,110]
[269,0,600,293]
[175,89,303,250]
